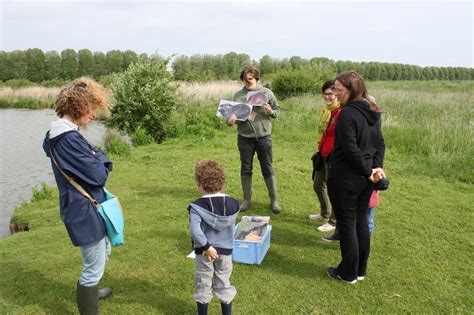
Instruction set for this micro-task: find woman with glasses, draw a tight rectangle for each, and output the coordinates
[308,80,340,236]
[326,71,385,284]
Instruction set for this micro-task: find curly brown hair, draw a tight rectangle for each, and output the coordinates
[195,160,226,193]
[55,77,111,120]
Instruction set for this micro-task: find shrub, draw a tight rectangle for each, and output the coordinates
[108,60,180,143]
[272,67,333,99]
[1,79,37,88]
[41,79,68,87]
[98,74,118,88]
[131,128,154,146]
[32,183,55,201]
[104,129,131,156]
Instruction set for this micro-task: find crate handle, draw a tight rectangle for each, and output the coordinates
[238,244,249,249]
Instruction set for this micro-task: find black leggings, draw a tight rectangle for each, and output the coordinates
[328,176,372,281]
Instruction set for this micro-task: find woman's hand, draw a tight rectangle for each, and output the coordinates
[203,246,219,261]
[369,167,385,183]
[263,103,274,116]
[227,114,237,125]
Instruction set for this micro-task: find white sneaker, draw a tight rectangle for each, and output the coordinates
[308,214,328,222]
[317,222,336,232]
[357,276,365,281]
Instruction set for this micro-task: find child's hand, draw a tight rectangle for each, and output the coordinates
[203,246,219,261]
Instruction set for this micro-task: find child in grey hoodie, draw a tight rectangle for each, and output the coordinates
[188,160,240,315]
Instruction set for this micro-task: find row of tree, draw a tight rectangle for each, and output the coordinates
[173,54,473,81]
[0,49,472,83]
[0,49,152,82]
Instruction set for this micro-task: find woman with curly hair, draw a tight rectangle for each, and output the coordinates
[43,77,114,314]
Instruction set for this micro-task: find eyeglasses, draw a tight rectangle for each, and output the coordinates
[334,88,347,95]
[323,93,335,98]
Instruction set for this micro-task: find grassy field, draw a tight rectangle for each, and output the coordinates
[1,81,473,314]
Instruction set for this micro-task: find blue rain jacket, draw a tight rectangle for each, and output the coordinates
[43,129,112,246]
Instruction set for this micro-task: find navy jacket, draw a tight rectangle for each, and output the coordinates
[188,194,240,255]
[328,100,385,179]
[43,129,112,246]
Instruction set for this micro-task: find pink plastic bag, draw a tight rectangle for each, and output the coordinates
[368,190,380,208]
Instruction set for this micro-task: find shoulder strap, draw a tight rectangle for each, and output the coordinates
[50,148,99,208]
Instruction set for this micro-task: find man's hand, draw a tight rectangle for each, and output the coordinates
[203,246,219,261]
[263,103,274,116]
[227,114,237,125]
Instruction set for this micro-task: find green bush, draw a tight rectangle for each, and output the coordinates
[1,79,37,88]
[41,79,67,87]
[104,129,131,156]
[109,60,180,143]
[31,183,55,202]
[272,68,333,99]
[106,138,131,156]
[98,74,118,88]
[131,128,154,146]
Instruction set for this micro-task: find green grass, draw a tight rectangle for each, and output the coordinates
[1,81,473,314]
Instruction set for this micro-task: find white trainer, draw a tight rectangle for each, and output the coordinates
[317,222,336,232]
[308,214,328,222]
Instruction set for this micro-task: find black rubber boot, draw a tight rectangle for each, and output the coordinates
[240,176,252,212]
[264,176,281,214]
[76,282,99,315]
[98,287,113,299]
[197,302,208,315]
[221,302,232,315]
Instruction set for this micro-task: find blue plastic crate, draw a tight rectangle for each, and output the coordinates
[232,224,271,265]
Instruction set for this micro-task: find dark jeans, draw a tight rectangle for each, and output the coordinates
[328,176,373,281]
[237,135,273,178]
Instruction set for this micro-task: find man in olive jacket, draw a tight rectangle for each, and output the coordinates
[227,66,281,214]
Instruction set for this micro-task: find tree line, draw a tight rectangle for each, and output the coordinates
[0,49,472,83]
[0,49,152,83]
[173,54,473,81]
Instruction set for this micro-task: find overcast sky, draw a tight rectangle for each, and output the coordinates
[1,0,472,67]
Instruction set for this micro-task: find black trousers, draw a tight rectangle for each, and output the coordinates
[237,135,273,178]
[328,176,372,281]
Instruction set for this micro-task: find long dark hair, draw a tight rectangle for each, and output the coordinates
[335,71,379,112]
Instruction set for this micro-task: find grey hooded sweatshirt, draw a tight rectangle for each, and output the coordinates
[188,193,240,255]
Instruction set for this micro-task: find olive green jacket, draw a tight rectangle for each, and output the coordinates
[232,85,280,138]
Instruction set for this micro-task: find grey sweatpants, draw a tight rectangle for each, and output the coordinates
[194,254,236,305]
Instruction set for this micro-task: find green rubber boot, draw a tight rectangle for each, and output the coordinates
[264,176,281,214]
[240,176,252,212]
[76,282,99,315]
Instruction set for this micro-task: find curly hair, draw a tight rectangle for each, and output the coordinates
[195,160,226,193]
[240,65,260,82]
[55,77,111,120]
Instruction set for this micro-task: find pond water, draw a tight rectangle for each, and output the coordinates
[0,109,108,239]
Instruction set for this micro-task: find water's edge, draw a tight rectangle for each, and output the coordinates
[0,109,109,239]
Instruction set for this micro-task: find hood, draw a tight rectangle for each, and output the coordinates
[347,100,380,126]
[188,202,238,232]
[42,118,78,157]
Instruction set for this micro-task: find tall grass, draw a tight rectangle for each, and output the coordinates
[0,87,59,109]
[177,80,474,183]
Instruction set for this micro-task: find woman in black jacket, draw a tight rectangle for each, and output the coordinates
[326,71,386,284]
